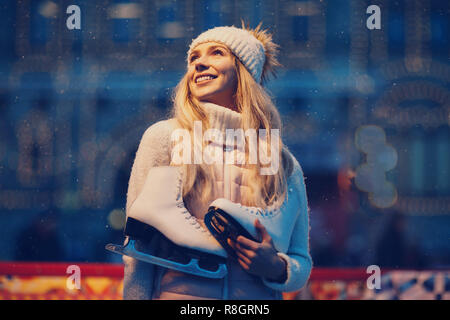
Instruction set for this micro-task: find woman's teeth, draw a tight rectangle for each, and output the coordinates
[196,75,215,83]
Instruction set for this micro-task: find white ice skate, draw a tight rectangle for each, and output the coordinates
[106,166,228,279]
[204,190,300,257]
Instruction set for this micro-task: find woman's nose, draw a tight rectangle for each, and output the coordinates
[195,56,209,71]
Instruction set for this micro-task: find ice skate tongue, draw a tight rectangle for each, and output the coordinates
[204,206,258,258]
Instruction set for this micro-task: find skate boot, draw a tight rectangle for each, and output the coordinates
[204,191,300,257]
[106,166,228,279]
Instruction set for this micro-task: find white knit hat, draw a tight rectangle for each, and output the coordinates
[188,26,266,83]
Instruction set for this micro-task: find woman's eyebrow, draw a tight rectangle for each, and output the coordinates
[189,45,229,57]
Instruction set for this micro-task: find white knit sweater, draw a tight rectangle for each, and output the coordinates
[124,102,312,296]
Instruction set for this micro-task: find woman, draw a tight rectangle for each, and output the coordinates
[122,22,312,300]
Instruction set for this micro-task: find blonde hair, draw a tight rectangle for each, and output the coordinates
[169,24,293,209]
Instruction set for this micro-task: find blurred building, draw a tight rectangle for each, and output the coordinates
[0,0,448,267]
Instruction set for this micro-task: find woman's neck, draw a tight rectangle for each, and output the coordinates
[199,101,242,132]
[200,98,239,113]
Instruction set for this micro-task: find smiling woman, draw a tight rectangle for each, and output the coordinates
[118,22,312,300]
[187,43,238,111]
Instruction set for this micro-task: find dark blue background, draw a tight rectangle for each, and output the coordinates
[0,0,448,269]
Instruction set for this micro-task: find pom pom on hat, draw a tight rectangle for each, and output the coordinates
[188,21,281,84]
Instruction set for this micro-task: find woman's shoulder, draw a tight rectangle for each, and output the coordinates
[283,146,306,187]
[283,147,303,173]
[139,118,182,149]
[136,118,179,160]
[141,118,179,140]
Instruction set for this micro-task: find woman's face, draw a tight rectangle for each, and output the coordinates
[187,42,238,110]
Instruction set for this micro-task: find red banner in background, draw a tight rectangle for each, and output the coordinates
[0,262,373,278]
[0,262,448,300]
[0,262,124,277]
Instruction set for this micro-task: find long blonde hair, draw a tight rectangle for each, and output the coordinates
[170,24,293,209]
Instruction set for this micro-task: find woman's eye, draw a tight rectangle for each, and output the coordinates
[189,49,223,63]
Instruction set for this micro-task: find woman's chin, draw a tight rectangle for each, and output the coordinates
[192,88,235,107]
[193,93,219,103]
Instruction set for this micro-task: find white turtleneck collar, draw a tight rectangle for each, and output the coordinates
[199,102,242,132]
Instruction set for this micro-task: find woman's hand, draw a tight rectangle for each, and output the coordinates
[228,219,287,282]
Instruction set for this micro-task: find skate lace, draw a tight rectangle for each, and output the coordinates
[175,169,210,233]
[237,202,281,218]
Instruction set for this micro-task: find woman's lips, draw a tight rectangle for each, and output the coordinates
[195,77,216,85]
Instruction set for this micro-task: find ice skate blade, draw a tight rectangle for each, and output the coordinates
[105,240,228,279]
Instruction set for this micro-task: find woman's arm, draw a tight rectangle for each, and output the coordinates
[224,156,313,292]
[125,120,174,214]
[123,119,174,300]
[261,158,312,292]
